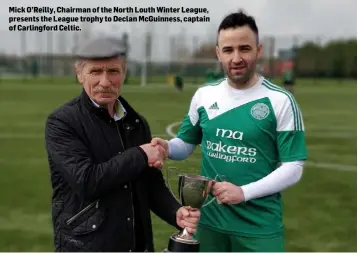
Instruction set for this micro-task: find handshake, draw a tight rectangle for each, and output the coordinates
[140,138,168,168]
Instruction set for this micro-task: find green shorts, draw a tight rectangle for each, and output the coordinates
[195,225,285,252]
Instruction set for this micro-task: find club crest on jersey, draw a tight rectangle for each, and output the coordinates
[250,103,270,120]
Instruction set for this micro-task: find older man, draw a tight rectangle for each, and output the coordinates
[45,37,200,252]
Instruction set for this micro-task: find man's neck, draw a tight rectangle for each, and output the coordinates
[106,102,116,118]
[91,99,117,117]
[228,73,259,90]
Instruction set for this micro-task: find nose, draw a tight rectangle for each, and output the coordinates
[98,72,111,87]
[232,50,242,64]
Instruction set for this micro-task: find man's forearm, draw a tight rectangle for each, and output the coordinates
[167,138,196,160]
[241,161,304,201]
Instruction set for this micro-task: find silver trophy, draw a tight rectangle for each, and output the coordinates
[164,169,216,252]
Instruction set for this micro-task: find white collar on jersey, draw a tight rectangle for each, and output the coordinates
[224,74,264,95]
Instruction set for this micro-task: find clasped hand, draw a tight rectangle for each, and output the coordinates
[139,138,169,168]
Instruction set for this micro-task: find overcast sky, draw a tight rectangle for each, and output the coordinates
[2,0,357,61]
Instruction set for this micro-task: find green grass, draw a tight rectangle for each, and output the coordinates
[0,78,356,251]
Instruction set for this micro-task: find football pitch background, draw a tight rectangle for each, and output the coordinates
[0,78,356,251]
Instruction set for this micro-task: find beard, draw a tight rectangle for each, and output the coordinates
[224,61,257,85]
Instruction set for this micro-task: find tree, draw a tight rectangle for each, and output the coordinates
[294,38,356,78]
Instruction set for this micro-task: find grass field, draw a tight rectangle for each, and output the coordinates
[0,78,356,251]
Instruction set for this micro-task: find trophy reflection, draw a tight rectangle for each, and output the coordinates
[165,173,214,252]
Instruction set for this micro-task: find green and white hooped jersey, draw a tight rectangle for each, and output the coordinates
[176,76,307,237]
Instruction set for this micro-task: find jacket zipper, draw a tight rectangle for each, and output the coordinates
[115,121,136,249]
[129,183,136,249]
[66,200,99,226]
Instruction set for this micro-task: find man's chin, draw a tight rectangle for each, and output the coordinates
[229,74,247,82]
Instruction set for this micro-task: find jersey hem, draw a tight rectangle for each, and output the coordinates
[198,222,284,238]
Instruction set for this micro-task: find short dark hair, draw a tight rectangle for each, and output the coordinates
[217,9,259,44]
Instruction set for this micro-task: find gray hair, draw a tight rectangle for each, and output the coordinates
[74,60,85,70]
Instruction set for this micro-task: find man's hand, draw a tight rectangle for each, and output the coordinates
[151,137,169,158]
[139,143,166,168]
[212,182,245,205]
[176,206,200,234]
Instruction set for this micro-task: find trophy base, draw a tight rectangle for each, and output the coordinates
[165,232,200,252]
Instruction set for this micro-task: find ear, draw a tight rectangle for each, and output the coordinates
[216,46,221,62]
[75,64,84,84]
[257,43,263,60]
[76,71,84,84]
[121,62,128,83]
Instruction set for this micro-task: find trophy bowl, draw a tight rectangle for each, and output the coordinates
[166,174,213,252]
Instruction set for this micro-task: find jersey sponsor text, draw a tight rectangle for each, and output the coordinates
[206,140,257,163]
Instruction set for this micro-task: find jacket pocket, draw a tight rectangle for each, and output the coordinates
[66,200,105,235]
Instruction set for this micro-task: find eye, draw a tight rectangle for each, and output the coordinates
[107,69,121,73]
[90,69,102,74]
[222,48,233,53]
[240,46,251,52]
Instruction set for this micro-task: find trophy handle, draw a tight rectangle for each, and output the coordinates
[166,166,181,203]
[201,174,226,207]
[201,196,216,207]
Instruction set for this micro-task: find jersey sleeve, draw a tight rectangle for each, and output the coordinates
[176,90,202,145]
[276,95,308,162]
